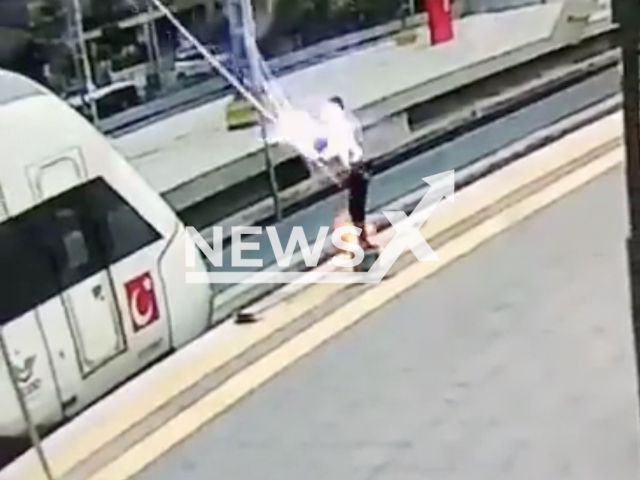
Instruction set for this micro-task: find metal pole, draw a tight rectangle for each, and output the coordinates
[144,0,162,79]
[259,115,282,220]
[70,0,98,125]
[145,0,274,120]
[0,331,54,480]
[64,5,83,86]
[142,0,281,216]
[613,0,640,432]
[408,0,416,17]
[240,0,282,220]
[150,13,162,74]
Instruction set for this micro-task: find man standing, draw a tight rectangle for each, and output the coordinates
[319,96,375,249]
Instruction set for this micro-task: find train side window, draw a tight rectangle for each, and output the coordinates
[46,208,102,288]
[63,229,89,270]
[55,209,91,272]
[84,179,161,263]
[0,178,161,326]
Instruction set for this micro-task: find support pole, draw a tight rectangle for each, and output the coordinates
[64,4,82,86]
[259,115,282,221]
[144,0,162,92]
[613,0,640,431]
[146,0,274,120]
[236,0,282,220]
[70,0,98,125]
[0,331,54,480]
[408,0,415,17]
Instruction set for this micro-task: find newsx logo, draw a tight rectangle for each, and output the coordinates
[185,171,455,284]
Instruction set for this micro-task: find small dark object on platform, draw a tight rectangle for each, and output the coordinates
[236,311,260,324]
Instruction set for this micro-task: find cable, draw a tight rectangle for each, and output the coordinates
[139,0,277,122]
[125,0,349,187]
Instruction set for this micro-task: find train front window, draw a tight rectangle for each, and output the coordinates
[0,177,162,325]
[83,179,161,263]
[105,206,154,260]
[0,219,58,325]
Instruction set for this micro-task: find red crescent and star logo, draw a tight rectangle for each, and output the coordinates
[125,272,160,332]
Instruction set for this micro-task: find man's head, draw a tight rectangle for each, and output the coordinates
[328,96,345,110]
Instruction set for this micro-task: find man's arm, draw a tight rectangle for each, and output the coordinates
[349,112,364,146]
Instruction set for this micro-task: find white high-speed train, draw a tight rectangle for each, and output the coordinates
[0,69,214,461]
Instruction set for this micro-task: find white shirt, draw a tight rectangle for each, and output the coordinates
[269,102,364,170]
[317,102,364,168]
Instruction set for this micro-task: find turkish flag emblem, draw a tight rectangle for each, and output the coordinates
[125,272,160,332]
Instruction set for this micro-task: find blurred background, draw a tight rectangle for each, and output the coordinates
[0,0,546,122]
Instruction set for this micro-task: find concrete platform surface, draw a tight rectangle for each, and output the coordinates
[130,164,640,480]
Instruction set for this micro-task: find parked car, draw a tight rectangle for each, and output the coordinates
[174,44,232,80]
[63,80,142,119]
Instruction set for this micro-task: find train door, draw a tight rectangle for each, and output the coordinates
[27,152,127,414]
[86,179,171,370]
[49,208,126,375]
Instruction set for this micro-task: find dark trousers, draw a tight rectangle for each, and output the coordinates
[347,162,369,225]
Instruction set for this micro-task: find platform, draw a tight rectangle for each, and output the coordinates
[125,165,638,480]
[112,2,613,212]
[0,93,631,480]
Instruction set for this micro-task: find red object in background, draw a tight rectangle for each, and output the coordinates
[424,0,454,44]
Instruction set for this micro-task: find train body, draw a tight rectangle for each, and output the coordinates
[0,69,214,459]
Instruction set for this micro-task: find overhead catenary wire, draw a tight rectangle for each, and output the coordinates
[142,0,277,122]
[126,0,352,187]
